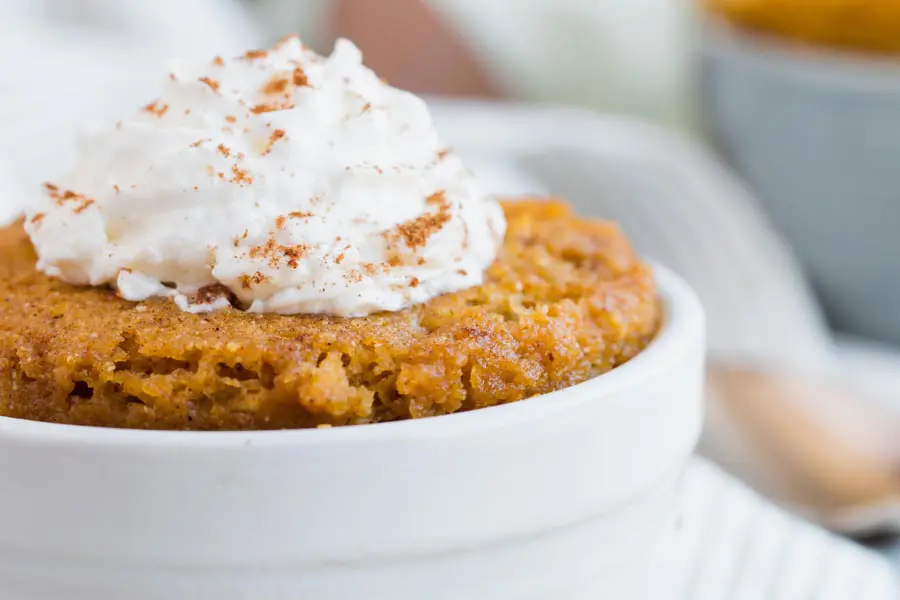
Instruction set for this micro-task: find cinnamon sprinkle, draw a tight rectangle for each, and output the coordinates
[198,77,220,92]
[217,144,231,158]
[250,102,293,114]
[29,213,44,225]
[390,195,451,250]
[44,185,96,214]
[212,56,225,67]
[143,101,169,118]
[409,276,420,288]
[275,216,286,229]
[249,235,307,268]
[426,191,446,206]
[292,66,308,87]
[238,271,268,289]
[233,229,249,247]
[261,76,289,95]
[288,211,313,218]
[112,184,121,192]
[72,198,95,214]
[282,246,305,269]
[224,115,237,123]
[243,49,268,60]
[262,129,286,155]
[231,164,252,185]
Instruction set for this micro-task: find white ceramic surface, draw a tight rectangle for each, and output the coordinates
[0,266,705,600]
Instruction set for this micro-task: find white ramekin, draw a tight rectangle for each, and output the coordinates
[0,265,704,600]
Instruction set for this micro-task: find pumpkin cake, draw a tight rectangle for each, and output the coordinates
[0,200,659,430]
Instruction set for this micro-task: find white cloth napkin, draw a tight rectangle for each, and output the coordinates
[675,458,899,599]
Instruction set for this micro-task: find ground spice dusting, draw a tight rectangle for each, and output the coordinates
[251,102,294,115]
[249,236,308,268]
[288,211,313,219]
[391,194,452,250]
[261,76,289,95]
[192,139,209,148]
[409,276,420,288]
[262,129,286,155]
[282,246,305,268]
[112,184,121,192]
[233,229,249,248]
[292,66,308,87]
[72,198,95,214]
[243,49,268,60]
[143,101,169,118]
[231,164,252,185]
[437,149,450,161]
[44,186,96,214]
[275,216,286,229]
[238,271,268,289]
[198,77,220,92]
[29,213,44,225]
[217,144,231,158]
[225,115,237,123]
[212,56,225,67]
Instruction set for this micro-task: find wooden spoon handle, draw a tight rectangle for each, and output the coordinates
[705,365,900,530]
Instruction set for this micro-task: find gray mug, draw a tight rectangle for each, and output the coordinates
[701,21,900,345]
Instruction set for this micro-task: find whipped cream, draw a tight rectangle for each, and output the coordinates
[25,37,506,317]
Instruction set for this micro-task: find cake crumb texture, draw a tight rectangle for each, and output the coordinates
[0,200,660,430]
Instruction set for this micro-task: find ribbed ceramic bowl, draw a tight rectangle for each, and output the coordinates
[0,266,704,600]
[701,19,900,345]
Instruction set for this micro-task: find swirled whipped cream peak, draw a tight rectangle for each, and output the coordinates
[25,36,506,317]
